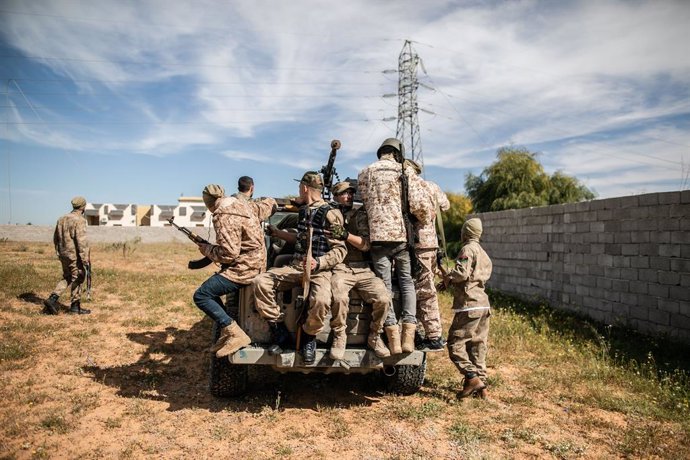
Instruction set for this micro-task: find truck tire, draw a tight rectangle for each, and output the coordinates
[383,354,427,395]
[209,291,247,397]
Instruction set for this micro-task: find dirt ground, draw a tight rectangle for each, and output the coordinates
[1,241,688,459]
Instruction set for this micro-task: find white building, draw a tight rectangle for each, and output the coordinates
[84,203,137,226]
[85,197,211,227]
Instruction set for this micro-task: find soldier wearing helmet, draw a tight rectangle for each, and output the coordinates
[357,138,433,354]
[327,181,391,360]
[44,196,91,315]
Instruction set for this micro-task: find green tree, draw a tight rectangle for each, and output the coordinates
[465,146,594,212]
[440,192,473,258]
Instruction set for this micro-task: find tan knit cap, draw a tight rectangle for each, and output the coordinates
[461,218,483,241]
[71,196,87,209]
[332,181,355,195]
[202,184,225,209]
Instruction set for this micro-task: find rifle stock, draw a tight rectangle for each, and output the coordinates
[167,218,214,269]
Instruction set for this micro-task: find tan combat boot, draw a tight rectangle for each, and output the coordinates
[329,329,347,360]
[401,323,416,353]
[384,325,402,355]
[367,332,391,358]
[213,322,251,358]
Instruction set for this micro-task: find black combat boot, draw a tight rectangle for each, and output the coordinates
[43,294,59,315]
[417,336,445,352]
[300,333,317,365]
[268,321,292,355]
[69,300,91,315]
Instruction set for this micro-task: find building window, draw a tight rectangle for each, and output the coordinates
[179,207,187,217]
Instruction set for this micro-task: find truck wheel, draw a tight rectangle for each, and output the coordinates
[382,354,427,395]
[209,320,248,397]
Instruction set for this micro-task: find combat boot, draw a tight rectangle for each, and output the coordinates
[474,387,489,400]
[268,321,292,355]
[458,375,486,399]
[300,332,317,365]
[417,336,445,352]
[367,332,391,358]
[69,300,91,315]
[401,323,416,353]
[43,294,59,315]
[214,322,251,358]
[384,325,402,355]
[329,329,347,360]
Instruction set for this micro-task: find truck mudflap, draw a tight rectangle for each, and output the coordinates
[229,345,425,371]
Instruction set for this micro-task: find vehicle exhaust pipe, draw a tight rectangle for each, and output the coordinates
[383,365,397,377]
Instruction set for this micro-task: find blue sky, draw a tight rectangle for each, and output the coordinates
[1,0,689,225]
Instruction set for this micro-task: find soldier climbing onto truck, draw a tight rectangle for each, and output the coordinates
[192,182,277,359]
[327,181,391,360]
[253,171,346,365]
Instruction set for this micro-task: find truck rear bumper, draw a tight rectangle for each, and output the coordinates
[229,345,425,373]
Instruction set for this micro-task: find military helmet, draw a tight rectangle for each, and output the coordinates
[377,138,405,158]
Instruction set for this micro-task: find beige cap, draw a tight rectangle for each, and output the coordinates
[332,181,356,195]
[461,218,483,241]
[71,196,87,209]
[294,171,324,190]
[202,184,225,209]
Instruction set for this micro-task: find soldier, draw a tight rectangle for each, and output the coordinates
[405,159,450,351]
[254,171,346,365]
[358,138,432,354]
[447,218,493,399]
[328,181,391,360]
[193,182,277,359]
[44,196,91,315]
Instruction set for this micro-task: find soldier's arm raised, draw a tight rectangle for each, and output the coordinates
[316,209,347,271]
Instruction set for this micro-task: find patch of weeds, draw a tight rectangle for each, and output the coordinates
[514,428,540,444]
[104,417,122,429]
[40,412,70,434]
[0,339,33,362]
[70,391,100,415]
[544,440,585,458]
[327,412,352,440]
[448,420,483,445]
[120,317,161,328]
[388,398,444,422]
[18,245,29,252]
[104,237,142,258]
[0,263,42,298]
[619,420,685,458]
[274,444,293,456]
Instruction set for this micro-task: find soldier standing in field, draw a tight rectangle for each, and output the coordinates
[358,138,432,354]
[44,196,91,315]
[254,171,346,365]
[405,159,451,351]
[328,181,391,360]
[447,218,493,399]
[193,181,277,359]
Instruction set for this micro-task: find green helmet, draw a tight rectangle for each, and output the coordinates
[377,138,405,158]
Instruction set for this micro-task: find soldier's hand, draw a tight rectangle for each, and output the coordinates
[265,224,276,237]
[302,258,319,272]
[329,224,349,241]
[197,242,208,256]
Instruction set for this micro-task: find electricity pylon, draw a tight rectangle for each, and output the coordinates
[395,40,424,170]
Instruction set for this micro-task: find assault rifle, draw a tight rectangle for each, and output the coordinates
[167,217,214,269]
[399,157,422,278]
[85,261,92,301]
[320,139,341,201]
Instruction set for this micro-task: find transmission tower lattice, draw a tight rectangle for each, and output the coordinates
[395,40,424,170]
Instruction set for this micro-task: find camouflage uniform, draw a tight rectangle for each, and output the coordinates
[358,152,432,325]
[414,180,450,340]
[447,219,493,383]
[49,204,90,304]
[253,199,346,336]
[194,185,277,331]
[331,205,390,338]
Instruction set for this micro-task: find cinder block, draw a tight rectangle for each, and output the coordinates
[590,244,605,255]
[650,257,671,271]
[621,244,637,255]
[630,305,649,320]
[631,256,650,269]
[631,231,650,243]
[620,292,638,306]
[638,244,657,256]
[605,267,621,278]
[658,271,680,286]
[638,219,658,231]
[639,193,659,206]
[615,232,633,244]
[597,209,613,220]
[648,283,670,297]
[590,221,605,232]
[682,273,690,288]
[620,268,638,281]
[620,221,637,232]
[659,244,681,258]
[659,192,680,205]
[598,233,614,243]
[670,286,690,301]
[649,204,671,218]
[638,269,658,283]
[630,207,650,219]
[657,298,680,314]
[670,313,690,330]
[604,290,620,302]
[629,282,648,294]
[612,279,630,291]
[649,231,670,243]
[670,204,690,218]
[649,309,671,326]
[605,243,622,255]
[658,219,680,231]
[671,231,690,244]
[589,265,605,276]
[682,190,690,203]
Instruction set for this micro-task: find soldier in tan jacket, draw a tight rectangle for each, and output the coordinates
[44,196,91,315]
[194,178,277,359]
[358,138,433,354]
[447,218,493,399]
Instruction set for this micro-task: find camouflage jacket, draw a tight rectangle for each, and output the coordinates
[53,210,89,262]
[201,194,277,285]
[416,180,450,249]
[357,156,433,243]
[290,199,347,272]
[450,239,492,309]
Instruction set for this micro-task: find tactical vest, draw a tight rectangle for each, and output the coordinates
[296,204,332,259]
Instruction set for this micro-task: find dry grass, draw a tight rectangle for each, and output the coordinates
[0,241,689,459]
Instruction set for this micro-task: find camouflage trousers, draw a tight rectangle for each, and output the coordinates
[447,308,491,382]
[252,264,333,336]
[51,256,85,303]
[414,249,442,339]
[331,264,390,335]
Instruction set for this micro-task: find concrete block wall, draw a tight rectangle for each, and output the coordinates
[472,190,690,343]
